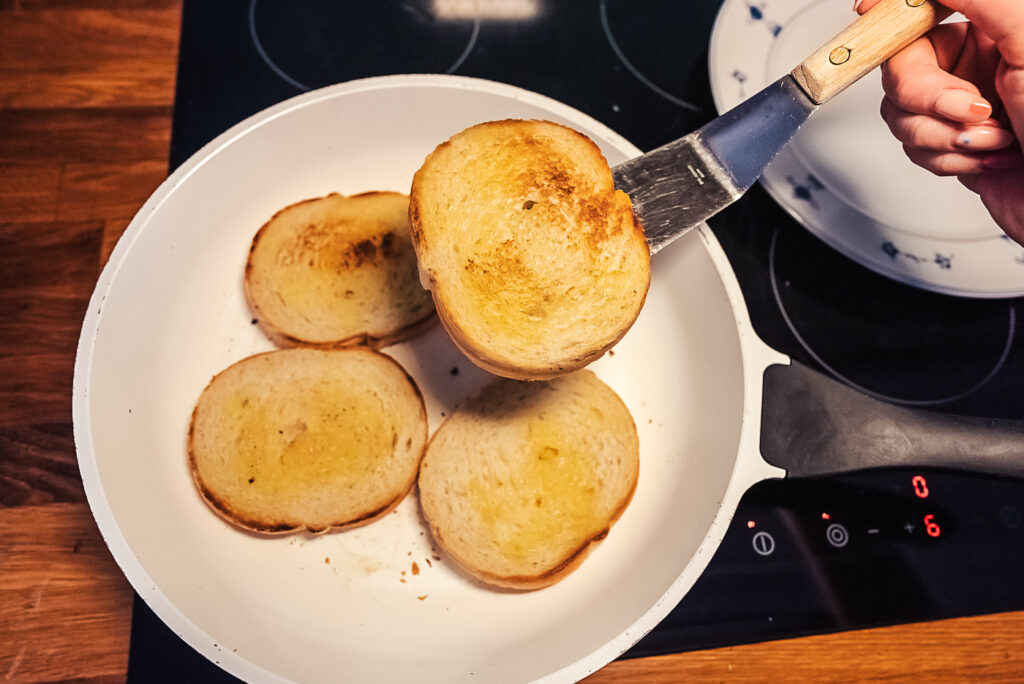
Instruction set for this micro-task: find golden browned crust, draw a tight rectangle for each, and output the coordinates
[424,439,638,590]
[245,276,438,352]
[411,370,634,589]
[187,348,428,536]
[427,288,606,380]
[408,119,650,380]
[245,191,435,350]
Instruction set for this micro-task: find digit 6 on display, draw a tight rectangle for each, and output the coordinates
[923,514,941,538]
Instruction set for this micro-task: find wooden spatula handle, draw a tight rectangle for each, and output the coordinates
[791,0,953,105]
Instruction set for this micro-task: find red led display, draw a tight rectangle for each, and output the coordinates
[912,475,930,499]
[924,514,941,538]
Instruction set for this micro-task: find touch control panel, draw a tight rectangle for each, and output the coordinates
[628,467,1024,659]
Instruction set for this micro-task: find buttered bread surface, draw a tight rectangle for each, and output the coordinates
[245,191,435,349]
[418,370,640,590]
[188,348,428,535]
[410,120,650,380]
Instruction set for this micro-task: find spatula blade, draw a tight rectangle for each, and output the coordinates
[613,75,818,254]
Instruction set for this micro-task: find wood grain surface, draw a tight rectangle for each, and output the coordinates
[0,1,1022,682]
[1,2,176,681]
[791,0,951,104]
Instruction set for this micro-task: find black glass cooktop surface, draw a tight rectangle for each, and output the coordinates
[128,1,1024,680]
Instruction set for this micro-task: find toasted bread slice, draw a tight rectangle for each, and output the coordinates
[409,119,650,380]
[188,348,428,535]
[417,370,639,590]
[245,191,435,349]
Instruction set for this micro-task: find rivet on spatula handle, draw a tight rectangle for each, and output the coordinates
[791,0,954,105]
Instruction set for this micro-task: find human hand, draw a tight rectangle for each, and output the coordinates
[857,0,1024,245]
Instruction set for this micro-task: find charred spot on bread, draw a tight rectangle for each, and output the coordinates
[408,119,650,380]
[245,191,435,349]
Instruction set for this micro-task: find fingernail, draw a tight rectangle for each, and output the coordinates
[956,127,1017,150]
[982,151,1024,170]
[935,90,992,122]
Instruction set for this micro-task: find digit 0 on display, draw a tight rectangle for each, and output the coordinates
[912,475,929,498]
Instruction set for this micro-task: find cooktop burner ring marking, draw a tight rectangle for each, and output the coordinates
[247,0,481,92]
[598,0,702,112]
[248,0,308,91]
[768,228,1016,407]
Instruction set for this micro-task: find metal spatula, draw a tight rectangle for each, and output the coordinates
[615,0,953,254]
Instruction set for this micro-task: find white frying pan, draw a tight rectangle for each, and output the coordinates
[73,74,1024,683]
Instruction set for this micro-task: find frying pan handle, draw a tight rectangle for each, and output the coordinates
[759,360,1024,480]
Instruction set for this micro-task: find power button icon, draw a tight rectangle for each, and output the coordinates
[752,531,776,556]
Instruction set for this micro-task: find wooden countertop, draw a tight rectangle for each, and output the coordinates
[1,2,1021,682]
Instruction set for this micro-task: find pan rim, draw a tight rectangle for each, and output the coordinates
[72,73,787,683]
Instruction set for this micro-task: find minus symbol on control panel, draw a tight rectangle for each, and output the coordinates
[867,528,880,535]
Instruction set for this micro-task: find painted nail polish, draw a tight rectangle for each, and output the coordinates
[935,90,992,122]
[968,101,993,118]
[956,127,1016,150]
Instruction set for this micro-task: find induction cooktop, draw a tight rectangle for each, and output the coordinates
[127,2,1024,680]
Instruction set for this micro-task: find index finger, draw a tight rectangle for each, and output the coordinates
[881,33,992,122]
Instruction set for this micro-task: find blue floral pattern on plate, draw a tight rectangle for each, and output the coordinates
[746,2,783,35]
[708,0,1024,297]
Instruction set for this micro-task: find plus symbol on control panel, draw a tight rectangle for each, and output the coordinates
[903,521,916,534]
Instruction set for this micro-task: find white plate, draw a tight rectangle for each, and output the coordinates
[709,0,1024,298]
[73,74,783,683]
